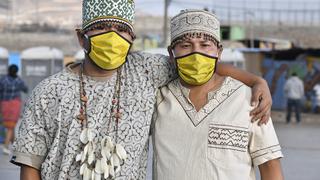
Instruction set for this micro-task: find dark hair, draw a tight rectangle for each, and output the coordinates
[292,72,297,76]
[8,64,18,77]
[171,32,222,49]
[78,21,136,39]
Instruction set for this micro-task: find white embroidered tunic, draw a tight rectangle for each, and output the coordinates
[11,52,175,180]
[152,77,283,180]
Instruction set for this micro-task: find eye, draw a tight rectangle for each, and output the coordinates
[96,26,105,30]
[180,44,191,48]
[117,28,126,33]
[201,43,211,47]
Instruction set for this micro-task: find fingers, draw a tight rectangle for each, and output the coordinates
[258,111,271,126]
[250,89,261,107]
[250,99,264,116]
[251,101,270,122]
[250,94,270,116]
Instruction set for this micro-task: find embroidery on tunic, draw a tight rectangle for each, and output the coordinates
[168,77,243,127]
[251,144,282,159]
[208,124,249,152]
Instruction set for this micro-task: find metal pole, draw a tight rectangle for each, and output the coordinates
[227,0,231,25]
[303,3,306,27]
[271,0,275,25]
[10,0,13,29]
[244,0,247,24]
[163,0,169,46]
[50,48,55,75]
[250,13,254,49]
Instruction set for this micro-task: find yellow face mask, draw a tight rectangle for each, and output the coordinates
[85,31,132,70]
[176,52,218,85]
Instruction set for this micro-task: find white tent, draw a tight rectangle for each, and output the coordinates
[220,48,245,69]
[0,47,9,76]
[0,47,9,59]
[74,49,85,61]
[21,46,64,92]
[221,48,245,62]
[21,46,63,60]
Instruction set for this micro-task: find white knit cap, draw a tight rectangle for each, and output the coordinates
[170,9,221,43]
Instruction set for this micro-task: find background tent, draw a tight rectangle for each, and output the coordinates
[0,47,9,76]
[74,49,85,62]
[0,47,9,143]
[221,48,245,69]
[21,46,64,93]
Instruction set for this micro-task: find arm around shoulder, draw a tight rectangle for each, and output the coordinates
[258,158,284,180]
[20,165,41,180]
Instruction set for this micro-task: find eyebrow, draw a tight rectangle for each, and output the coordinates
[200,40,211,43]
[178,38,212,44]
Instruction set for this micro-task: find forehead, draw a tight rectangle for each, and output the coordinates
[83,22,131,35]
[178,37,213,43]
[172,33,219,46]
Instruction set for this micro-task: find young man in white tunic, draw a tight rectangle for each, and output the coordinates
[153,9,284,180]
[10,1,274,180]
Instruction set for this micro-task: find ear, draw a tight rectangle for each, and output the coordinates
[77,30,91,53]
[217,46,223,61]
[167,45,175,64]
[76,30,85,48]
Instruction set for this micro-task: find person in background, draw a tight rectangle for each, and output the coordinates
[313,82,320,113]
[284,72,304,124]
[0,64,28,155]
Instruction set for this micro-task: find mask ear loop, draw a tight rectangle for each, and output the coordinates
[167,45,179,74]
[167,45,175,62]
[83,34,91,54]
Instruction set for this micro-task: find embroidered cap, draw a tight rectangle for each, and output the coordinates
[170,9,221,44]
[82,0,135,32]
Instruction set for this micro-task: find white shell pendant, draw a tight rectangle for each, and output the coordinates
[88,151,95,165]
[94,172,101,180]
[87,141,96,165]
[79,132,127,179]
[91,170,95,180]
[103,164,110,179]
[94,159,103,174]
[101,145,112,159]
[87,128,94,142]
[115,144,127,160]
[106,136,114,149]
[81,143,89,163]
[76,152,83,162]
[109,164,115,178]
[83,167,92,180]
[80,128,89,144]
[80,163,87,176]
[112,153,121,173]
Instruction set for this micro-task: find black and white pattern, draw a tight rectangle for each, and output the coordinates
[208,124,249,152]
[170,9,221,42]
[251,144,282,160]
[82,0,135,30]
[12,52,174,180]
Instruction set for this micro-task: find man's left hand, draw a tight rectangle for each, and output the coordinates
[250,79,272,126]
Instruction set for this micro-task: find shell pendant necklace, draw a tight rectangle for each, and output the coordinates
[76,62,127,180]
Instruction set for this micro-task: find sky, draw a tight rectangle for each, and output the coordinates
[136,0,320,16]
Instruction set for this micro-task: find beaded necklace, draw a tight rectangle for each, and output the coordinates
[76,62,127,180]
